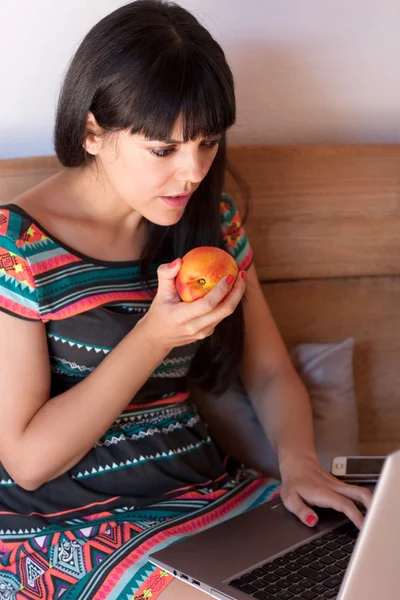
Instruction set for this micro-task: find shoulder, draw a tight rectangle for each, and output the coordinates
[0,203,44,273]
[0,204,39,249]
[219,192,240,221]
[219,193,253,271]
[0,205,41,321]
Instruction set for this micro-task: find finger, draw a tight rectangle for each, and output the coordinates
[334,482,373,510]
[317,489,365,529]
[175,270,244,324]
[323,470,373,510]
[187,272,241,318]
[196,326,215,339]
[185,281,245,334]
[282,490,319,528]
[156,259,182,302]
[180,273,246,328]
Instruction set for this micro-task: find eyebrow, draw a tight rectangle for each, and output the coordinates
[159,138,182,144]
[146,135,222,144]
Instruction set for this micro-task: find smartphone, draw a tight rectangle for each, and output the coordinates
[331,456,386,481]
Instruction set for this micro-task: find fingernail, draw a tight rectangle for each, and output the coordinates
[240,271,247,281]
[306,514,317,527]
[168,259,179,268]
[226,274,235,285]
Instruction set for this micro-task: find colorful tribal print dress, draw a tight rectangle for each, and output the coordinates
[0,194,279,600]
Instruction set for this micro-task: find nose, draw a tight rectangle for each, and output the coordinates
[175,149,206,184]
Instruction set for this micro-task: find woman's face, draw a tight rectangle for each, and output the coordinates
[92,119,221,226]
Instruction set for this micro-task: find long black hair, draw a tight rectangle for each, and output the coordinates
[55,0,247,394]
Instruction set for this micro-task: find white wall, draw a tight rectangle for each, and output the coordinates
[0,0,399,159]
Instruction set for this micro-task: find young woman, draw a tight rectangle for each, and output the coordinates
[0,1,371,598]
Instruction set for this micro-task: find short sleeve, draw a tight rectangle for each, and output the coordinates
[0,210,41,321]
[219,193,253,270]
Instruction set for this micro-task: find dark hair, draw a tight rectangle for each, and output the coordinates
[55,0,247,395]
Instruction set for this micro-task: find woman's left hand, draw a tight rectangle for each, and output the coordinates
[279,454,373,530]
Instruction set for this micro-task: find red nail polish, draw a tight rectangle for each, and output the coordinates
[226,274,234,285]
[240,271,247,281]
[168,259,179,268]
[306,514,317,526]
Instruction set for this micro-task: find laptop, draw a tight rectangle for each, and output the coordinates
[149,449,400,600]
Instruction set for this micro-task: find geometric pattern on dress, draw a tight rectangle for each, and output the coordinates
[0,478,14,487]
[220,193,253,271]
[151,354,195,378]
[0,194,252,323]
[70,436,212,481]
[97,414,200,448]
[89,546,108,569]
[47,333,111,355]
[47,573,72,600]
[31,534,52,553]
[50,357,94,378]
[49,346,195,381]
[16,223,47,247]
[132,567,172,600]
[22,556,46,596]
[0,252,34,288]
[18,550,49,600]
[113,397,190,425]
[96,524,122,551]
[48,334,194,379]
[50,537,86,580]
[0,573,19,600]
[0,478,280,600]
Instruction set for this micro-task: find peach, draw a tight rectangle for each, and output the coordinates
[176,246,238,302]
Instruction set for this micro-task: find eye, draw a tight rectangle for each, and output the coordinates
[150,147,176,158]
[201,140,221,149]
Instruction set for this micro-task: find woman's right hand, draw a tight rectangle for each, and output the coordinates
[140,257,246,352]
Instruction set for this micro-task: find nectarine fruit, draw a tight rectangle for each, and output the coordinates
[176,246,238,302]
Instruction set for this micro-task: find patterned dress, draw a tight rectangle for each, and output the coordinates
[0,194,279,600]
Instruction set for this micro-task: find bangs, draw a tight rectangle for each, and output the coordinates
[125,48,236,142]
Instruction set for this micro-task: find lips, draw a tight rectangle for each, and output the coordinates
[161,193,192,207]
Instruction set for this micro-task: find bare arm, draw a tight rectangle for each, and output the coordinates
[240,265,316,464]
[0,311,168,491]
[240,264,371,529]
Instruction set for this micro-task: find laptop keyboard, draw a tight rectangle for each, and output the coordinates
[228,521,359,600]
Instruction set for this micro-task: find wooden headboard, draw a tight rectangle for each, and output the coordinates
[1,146,400,456]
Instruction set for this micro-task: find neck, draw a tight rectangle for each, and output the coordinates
[59,164,143,235]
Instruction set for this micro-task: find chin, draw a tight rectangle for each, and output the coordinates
[147,209,185,227]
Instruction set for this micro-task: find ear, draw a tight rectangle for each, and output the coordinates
[82,111,104,156]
